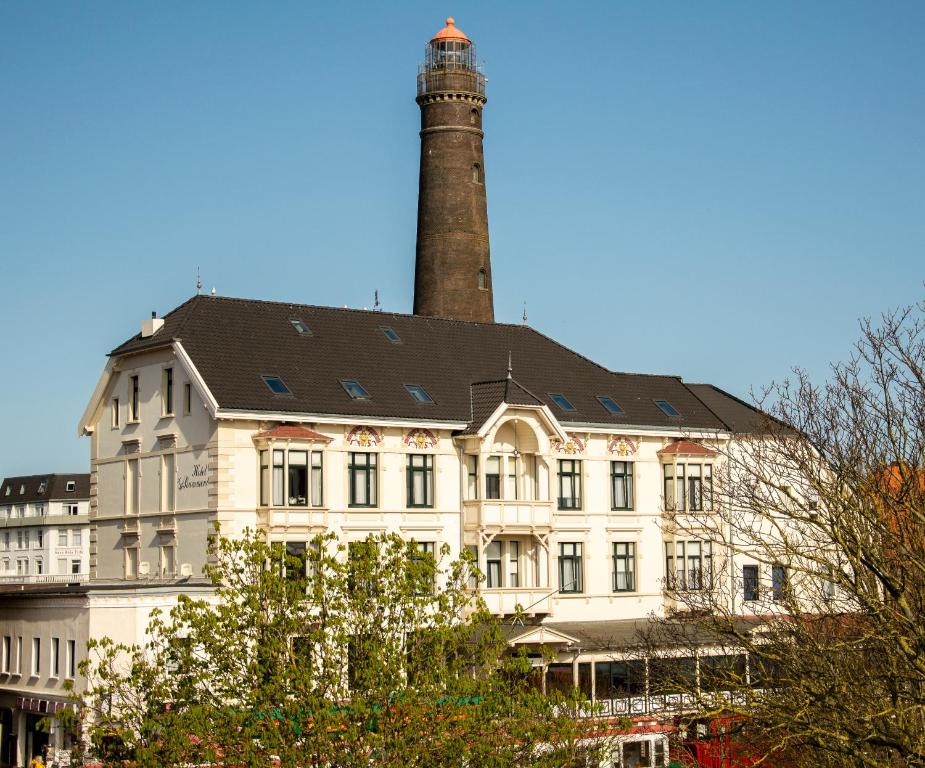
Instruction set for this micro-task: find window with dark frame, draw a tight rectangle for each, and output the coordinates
[654,399,681,417]
[613,542,636,592]
[611,461,634,510]
[112,398,120,427]
[290,318,312,336]
[340,379,370,400]
[183,382,192,414]
[485,540,502,588]
[485,456,501,499]
[557,459,582,510]
[380,326,402,344]
[261,449,323,508]
[404,384,434,404]
[665,540,712,591]
[548,392,576,412]
[129,375,139,421]
[597,396,624,415]
[743,564,759,602]
[466,455,478,499]
[407,454,434,507]
[288,451,308,506]
[162,367,174,415]
[262,376,292,396]
[772,564,788,602]
[558,542,583,593]
[349,452,377,507]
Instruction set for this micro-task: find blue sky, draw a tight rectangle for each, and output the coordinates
[1,1,923,476]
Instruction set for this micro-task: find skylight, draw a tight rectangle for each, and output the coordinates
[380,326,402,344]
[654,399,681,417]
[340,379,371,400]
[262,376,292,396]
[290,318,312,336]
[404,384,434,404]
[548,393,576,412]
[597,396,624,415]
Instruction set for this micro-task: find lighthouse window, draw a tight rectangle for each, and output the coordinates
[472,163,482,184]
[470,108,478,125]
[478,269,486,290]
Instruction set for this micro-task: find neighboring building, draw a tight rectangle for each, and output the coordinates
[0,475,90,584]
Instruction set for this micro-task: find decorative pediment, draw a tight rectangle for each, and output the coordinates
[657,439,718,458]
[507,625,581,647]
[346,425,382,448]
[608,437,638,457]
[404,428,437,450]
[552,434,586,456]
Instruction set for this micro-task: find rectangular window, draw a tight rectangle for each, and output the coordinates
[485,456,501,499]
[125,547,139,578]
[311,451,323,507]
[259,450,269,506]
[558,542,583,593]
[485,541,502,588]
[743,565,759,602]
[37,531,44,548]
[31,638,40,676]
[162,367,174,415]
[548,393,576,412]
[57,557,67,573]
[772,564,787,602]
[183,382,192,414]
[66,503,79,515]
[35,560,43,575]
[51,637,60,677]
[126,459,139,515]
[288,451,308,506]
[71,559,81,575]
[508,541,519,588]
[129,375,139,421]
[664,464,685,511]
[407,454,434,507]
[72,529,82,546]
[665,540,712,591]
[613,542,636,592]
[272,450,285,506]
[466,455,478,500]
[111,397,120,428]
[611,461,634,510]
[15,637,22,674]
[348,453,377,507]
[160,544,175,577]
[557,459,582,510]
[1,636,9,673]
[66,639,76,678]
[162,453,175,512]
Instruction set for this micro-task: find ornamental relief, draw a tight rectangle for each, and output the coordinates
[345,425,382,448]
[608,437,638,457]
[403,428,437,450]
[552,434,586,455]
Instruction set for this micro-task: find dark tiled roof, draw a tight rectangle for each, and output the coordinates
[109,295,741,431]
[462,377,545,435]
[0,474,90,505]
[685,384,769,435]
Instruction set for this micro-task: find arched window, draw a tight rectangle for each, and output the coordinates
[470,108,478,125]
[478,269,486,290]
[472,163,482,184]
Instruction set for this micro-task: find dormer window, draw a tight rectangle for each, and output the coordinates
[290,318,312,336]
[66,481,76,493]
[655,399,681,418]
[262,376,292,396]
[548,393,576,413]
[37,481,47,494]
[597,396,624,415]
[404,384,434,404]
[340,380,370,400]
[19,485,24,495]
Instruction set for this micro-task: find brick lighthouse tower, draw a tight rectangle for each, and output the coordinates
[413,17,494,323]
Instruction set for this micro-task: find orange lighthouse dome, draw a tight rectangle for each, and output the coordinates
[431,17,471,44]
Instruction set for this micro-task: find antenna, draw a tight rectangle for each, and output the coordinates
[507,351,513,380]
[196,268,202,295]
[522,301,528,324]
[373,289,381,312]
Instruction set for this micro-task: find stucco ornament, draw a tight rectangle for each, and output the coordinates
[404,428,437,449]
[608,437,638,457]
[346,425,382,447]
[553,434,586,455]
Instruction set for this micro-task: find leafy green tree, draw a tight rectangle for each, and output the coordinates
[77,530,608,767]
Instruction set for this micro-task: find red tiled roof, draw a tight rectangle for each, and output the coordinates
[657,439,718,457]
[254,425,330,442]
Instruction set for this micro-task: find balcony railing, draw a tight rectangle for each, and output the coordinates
[479,588,553,617]
[462,499,553,530]
[0,573,89,585]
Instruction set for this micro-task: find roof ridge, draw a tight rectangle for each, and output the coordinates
[683,382,730,430]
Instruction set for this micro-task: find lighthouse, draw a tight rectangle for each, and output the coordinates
[413,18,494,323]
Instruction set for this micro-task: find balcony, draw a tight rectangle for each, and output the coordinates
[478,588,553,617]
[462,499,553,530]
[258,506,328,530]
[0,573,89,585]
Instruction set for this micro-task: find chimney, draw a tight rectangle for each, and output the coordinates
[141,310,165,338]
